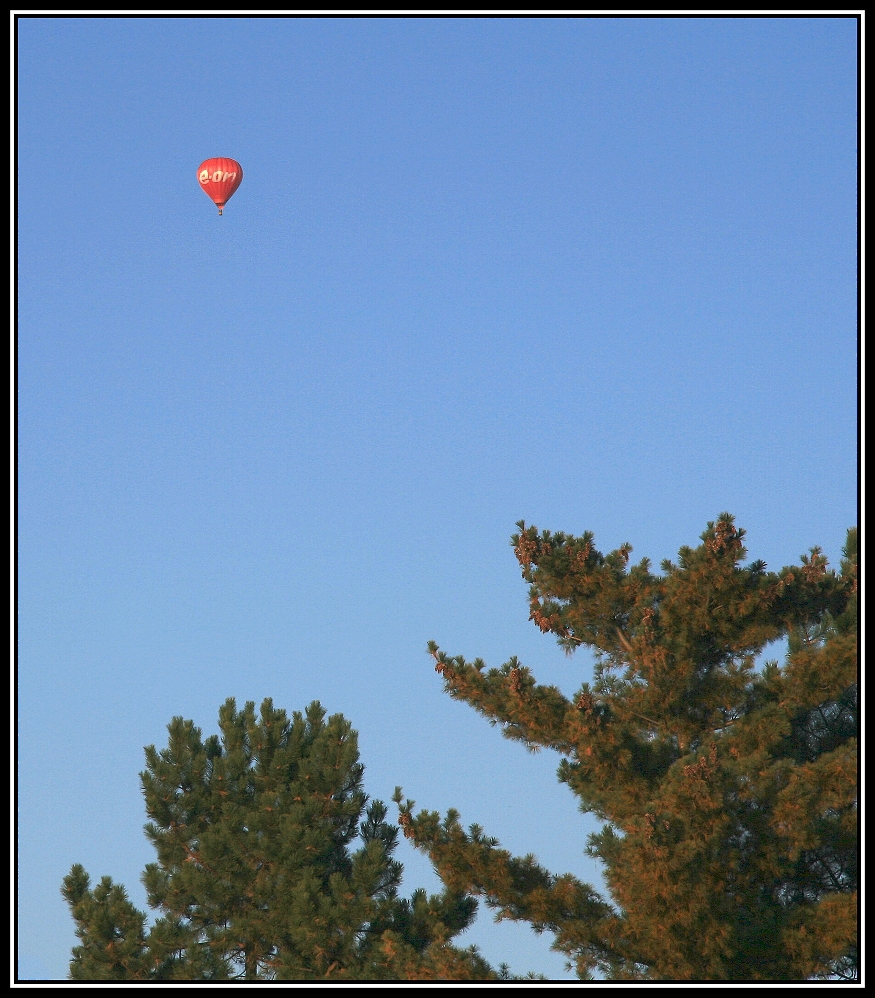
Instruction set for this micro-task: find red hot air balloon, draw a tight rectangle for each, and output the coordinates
[197,158,243,215]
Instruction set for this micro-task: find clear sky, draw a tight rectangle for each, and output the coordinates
[17,15,858,981]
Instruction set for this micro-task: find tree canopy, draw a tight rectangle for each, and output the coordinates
[62,699,497,981]
[396,515,857,981]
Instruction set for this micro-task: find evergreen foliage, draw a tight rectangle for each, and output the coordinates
[396,515,857,981]
[63,699,497,981]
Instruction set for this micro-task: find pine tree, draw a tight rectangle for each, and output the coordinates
[396,515,857,981]
[63,698,497,981]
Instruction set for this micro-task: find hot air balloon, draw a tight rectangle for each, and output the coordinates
[197,158,244,215]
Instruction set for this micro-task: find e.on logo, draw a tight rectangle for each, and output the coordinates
[196,157,244,215]
[200,169,237,184]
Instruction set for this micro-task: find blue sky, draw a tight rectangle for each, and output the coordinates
[17,16,857,981]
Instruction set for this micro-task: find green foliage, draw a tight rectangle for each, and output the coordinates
[61,866,153,980]
[63,699,496,981]
[401,517,857,981]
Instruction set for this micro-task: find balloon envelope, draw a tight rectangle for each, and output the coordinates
[197,158,243,215]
